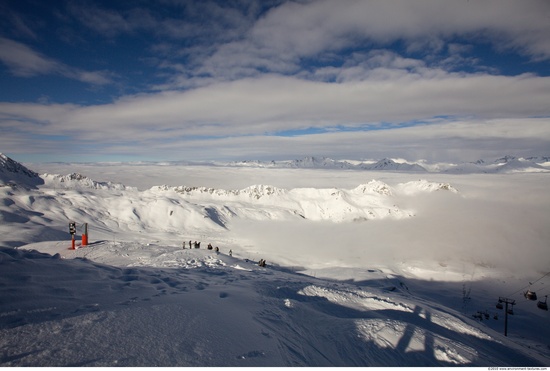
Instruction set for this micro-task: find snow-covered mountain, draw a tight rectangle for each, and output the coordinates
[230,156,356,169]
[1,153,549,367]
[287,156,355,169]
[151,179,434,223]
[0,173,453,248]
[227,155,550,173]
[42,172,135,191]
[492,156,548,173]
[442,156,549,174]
[0,152,44,188]
[526,156,550,165]
[365,158,427,172]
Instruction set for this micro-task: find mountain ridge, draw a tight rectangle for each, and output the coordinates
[227,155,550,173]
[0,153,44,188]
[11,152,550,174]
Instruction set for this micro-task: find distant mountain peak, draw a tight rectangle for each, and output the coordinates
[370,158,426,172]
[289,156,351,168]
[494,155,517,164]
[0,153,43,188]
[42,172,134,191]
[0,153,38,178]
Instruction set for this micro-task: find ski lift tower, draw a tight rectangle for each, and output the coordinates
[497,297,516,337]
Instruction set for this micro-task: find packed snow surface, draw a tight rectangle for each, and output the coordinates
[1,154,549,367]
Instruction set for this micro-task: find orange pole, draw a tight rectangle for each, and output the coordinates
[71,235,75,250]
[82,223,88,246]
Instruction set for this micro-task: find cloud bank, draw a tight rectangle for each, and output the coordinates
[0,0,549,162]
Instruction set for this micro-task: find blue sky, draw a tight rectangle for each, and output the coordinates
[0,0,549,163]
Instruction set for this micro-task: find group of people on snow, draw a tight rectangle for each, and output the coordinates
[184,240,201,249]
[183,240,220,253]
[206,243,219,252]
[181,240,264,267]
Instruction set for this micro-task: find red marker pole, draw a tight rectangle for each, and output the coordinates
[82,223,88,246]
[69,222,76,250]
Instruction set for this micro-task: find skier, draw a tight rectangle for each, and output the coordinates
[189,240,192,249]
[229,250,232,257]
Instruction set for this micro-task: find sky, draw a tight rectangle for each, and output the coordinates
[0,0,549,163]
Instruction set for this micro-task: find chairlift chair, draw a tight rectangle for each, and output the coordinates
[524,289,537,301]
[537,295,548,311]
[496,299,504,310]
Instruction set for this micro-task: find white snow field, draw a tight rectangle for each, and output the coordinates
[1,153,549,367]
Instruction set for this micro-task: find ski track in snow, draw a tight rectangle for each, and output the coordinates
[0,158,549,366]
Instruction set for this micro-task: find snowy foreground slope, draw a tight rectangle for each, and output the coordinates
[1,154,550,367]
[1,244,546,367]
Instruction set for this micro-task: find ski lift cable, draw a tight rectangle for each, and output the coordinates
[529,271,550,285]
[505,271,550,298]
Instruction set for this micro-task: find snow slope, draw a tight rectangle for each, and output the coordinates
[2,244,547,367]
[1,153,549,366]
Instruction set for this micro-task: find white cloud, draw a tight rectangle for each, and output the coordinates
[67,3,137,37]
[58,1,550,91]
[68,1,258,42]
[187,0,550,82]
[48,72,550,136]
[0,37,58,77]
[0,37,113,85]
[2,83,549,161]
[252,0,550,60]
[185,118,550,162]
[2,70,549,138]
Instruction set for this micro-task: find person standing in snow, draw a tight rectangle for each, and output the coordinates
[229,249,232,257]
[182,241,185,249]
[189,240,192,249]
